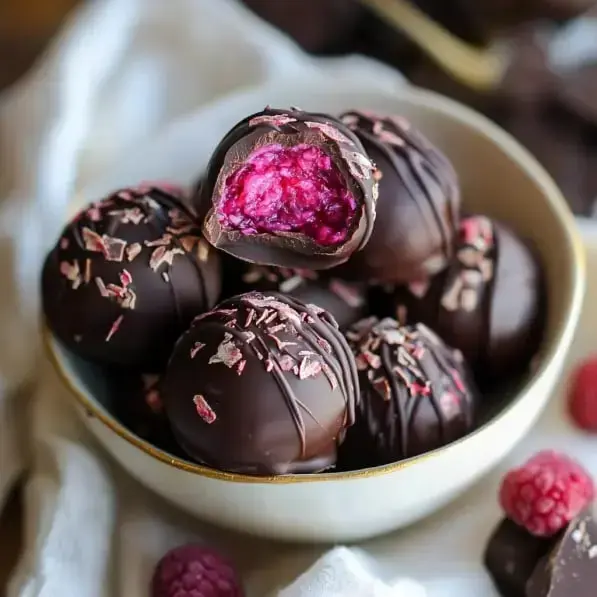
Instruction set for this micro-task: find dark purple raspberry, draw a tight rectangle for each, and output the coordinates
[152,544,243,597]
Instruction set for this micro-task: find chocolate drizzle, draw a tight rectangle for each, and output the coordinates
[341,317,476,467]
[338,110,460,283]
[194,107,379,270]
[162,292,359,475]
[42,184,221,370]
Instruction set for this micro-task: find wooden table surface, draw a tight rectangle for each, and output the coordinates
[0,1,79,593]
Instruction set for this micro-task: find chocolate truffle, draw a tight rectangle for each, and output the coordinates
[162,292,359,475]
[484,517,555,597]
[194,107,379,270]
[337,110,460,283]
[340,317,476,468]
[381,215,544,383]
[223,261,367,329]
[42,184,221,370]
[527,501,597,597]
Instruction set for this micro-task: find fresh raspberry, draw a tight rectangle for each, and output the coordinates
[152,544,244,597]
[499,450,595,537]
[568,358,597,431]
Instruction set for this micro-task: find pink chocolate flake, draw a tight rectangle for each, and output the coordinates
[149,246,184,271]
[217,143,358,246]
[60,261,82,289]
[106,315,124,342]
[82,227,126,262]
[193,395,216,424]
[190,342,205,359]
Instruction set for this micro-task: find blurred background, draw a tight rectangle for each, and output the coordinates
[0,0,596,592]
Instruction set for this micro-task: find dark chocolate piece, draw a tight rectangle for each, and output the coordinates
[379,216,544,384]
[161,292,359,475]
[194,107,379,270]
[340,317,476,468]
[484,517,556,597]
[222,260,367,329]
[42,184,221,370]
[337,110,460,283]
[527,501,597,597]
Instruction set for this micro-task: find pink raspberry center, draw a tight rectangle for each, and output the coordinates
[217,143,358,246]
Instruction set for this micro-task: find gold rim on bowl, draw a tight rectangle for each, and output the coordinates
[43,88,586,484]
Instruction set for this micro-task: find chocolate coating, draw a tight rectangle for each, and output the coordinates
[162,292,359,475]
[379,216,544,384]
[42,184,221,370]
[340,317,476,468]
[337,110,460,283]
[484,517,555,597]
[527,501,597,597]
[109,372,181,455]
[221,260,367,329]
[194,107,378,270]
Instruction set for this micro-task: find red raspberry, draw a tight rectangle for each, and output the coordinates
[499,450,595,537]
[152,544,244,597]
[568,358,597,431]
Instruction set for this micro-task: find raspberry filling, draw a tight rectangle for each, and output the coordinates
[217,143,358,246]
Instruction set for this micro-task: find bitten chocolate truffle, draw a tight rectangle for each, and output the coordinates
[223,261,367,329]
[194,107,379,270]
[42,184,221,370]
[336,110,460,283]
[340,317,476,468]
[162,292,359,475]
[380,216,544,383]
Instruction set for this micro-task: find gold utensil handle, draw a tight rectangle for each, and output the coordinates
[358,0,507,91]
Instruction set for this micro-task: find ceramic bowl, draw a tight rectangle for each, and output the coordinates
[45,81,585,543]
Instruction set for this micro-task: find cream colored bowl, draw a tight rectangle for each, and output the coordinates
[45,81,585,543]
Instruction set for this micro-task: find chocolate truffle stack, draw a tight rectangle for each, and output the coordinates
[41,105,545,476]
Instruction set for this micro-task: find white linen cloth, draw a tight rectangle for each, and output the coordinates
[2,1,597,596]
[0,0,419,595]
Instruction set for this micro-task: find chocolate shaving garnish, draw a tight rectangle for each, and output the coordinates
[190,342,205,358]
[299,356,322,380]
[278,354,295,371]
[144,234,172,248]
[109,207,145,225]
[236,359,247,375]
[268,334,297,351]
[60,261,82,290]
[279,275,303,293]
[193,394,216,424]
[149,246,184,271]
[209,333,243,368]
[106,315,124,342]
[328,279,365,307]
[126,243,142,261]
